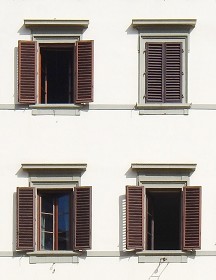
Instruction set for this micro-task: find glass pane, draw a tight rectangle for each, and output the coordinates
[41,193,53,213]
[41,193,54,250]
[41,232,53,250]
[41,213,53,232]
[58,194,70,250]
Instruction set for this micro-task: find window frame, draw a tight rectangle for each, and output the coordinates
[132,19,196,115]
[18,19,93,115]
[16,164,92,255]
[126,163,201,262]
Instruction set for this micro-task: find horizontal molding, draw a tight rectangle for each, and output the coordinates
[131,163,197,171]
[1,103,216,111]
[22,163,87,171]
[24,19,89,29]
[132,19,196,30]
[1,250,216,258]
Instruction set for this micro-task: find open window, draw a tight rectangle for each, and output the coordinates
[126,163,201,251]
[16,164,92,252]
[18,20,94,105]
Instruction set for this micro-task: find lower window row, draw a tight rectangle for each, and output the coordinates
[17,185,201,252]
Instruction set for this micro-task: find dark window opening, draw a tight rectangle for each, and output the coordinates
[40,45,74,104]
[38,190,72,251]
[146,189,181,250]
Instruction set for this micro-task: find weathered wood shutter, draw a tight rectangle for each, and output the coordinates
[126,186,144,250]
[75,40,94,103]
[146,42,182,103]
[18,41,37,104]
[74,186,92,250]
[183,186,201,250]
[16,187,35,251]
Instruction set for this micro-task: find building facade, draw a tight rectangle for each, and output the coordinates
[0,0,216,279]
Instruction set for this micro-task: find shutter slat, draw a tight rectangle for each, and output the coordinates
[18,41,37,104]
[183,186,201,250]
[75,41,94,103]
[74,186,92,250]
[16,187,35,251]
[126,186,144,250]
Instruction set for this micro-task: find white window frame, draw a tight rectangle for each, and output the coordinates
[131,163,197,263]
[132,19,196,115]
[22,163,87,263]
[23,19,89,116]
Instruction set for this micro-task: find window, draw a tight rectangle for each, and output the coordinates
[16,164,92,252]
[18,20,94,105]
[132,19,196,114]
[126,164,201,251]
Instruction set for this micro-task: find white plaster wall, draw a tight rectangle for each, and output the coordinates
[0,0,216,277]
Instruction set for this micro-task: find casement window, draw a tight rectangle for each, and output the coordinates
[126,185,201,251]
[132,19,196,115]
[16,163,92,252]
[17,186,92,251]
[127,163,201,251]
[18,20,93,105]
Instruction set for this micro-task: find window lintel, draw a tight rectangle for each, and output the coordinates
[24,19,89,30]
[22,163,87,172]
[131,163,197,177]
[132,19,196,32]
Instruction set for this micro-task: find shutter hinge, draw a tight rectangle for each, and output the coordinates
[182,72,184,75]
[182,94,184,98]
[182,49,184,53]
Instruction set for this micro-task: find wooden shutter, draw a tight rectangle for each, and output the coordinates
[145,42,182,103]
[16,187,35,251]
[164,43,182,102]
[126,186,144,250]
[146,43,163,102]
[18,41,37,104]
[183,186,201,250]
[74,186,92,250]
[75,40,94,103]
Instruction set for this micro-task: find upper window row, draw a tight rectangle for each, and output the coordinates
[18,19,196,109]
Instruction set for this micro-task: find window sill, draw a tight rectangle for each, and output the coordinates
[137,103,191,115]
[136,250,189,263]
[30,104,82,116]
[27,251,81,264]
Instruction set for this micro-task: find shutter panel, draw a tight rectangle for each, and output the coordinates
[18,41,37,104]
[75,40,94,103]
[74,186,92,250]
[16,187,35,251]
[146,43,163,102]
[164,43,182,102]
[183,186,201,250]
[126,186,144,250]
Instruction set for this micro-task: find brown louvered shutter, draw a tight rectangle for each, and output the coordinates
[75,40,94,103]
[16,187,35,251]
[164,43,182,102]
[146,43,163,102]
[183,186,201,250]
[145,42,182,103]
[74,186,92,250]
[126,186,144,250]
[18,41,37,104]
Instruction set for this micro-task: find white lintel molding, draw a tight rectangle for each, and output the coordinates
[132,19,196,31]
[22,163,87,172]
[131,163,196,172]
[24,19,89,29]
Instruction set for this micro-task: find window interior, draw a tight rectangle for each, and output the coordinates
[38,190,72,250]
[40,44,74,104]
[146,189,181,250]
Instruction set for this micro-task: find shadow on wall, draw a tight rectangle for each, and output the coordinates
[119,195,126,251]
